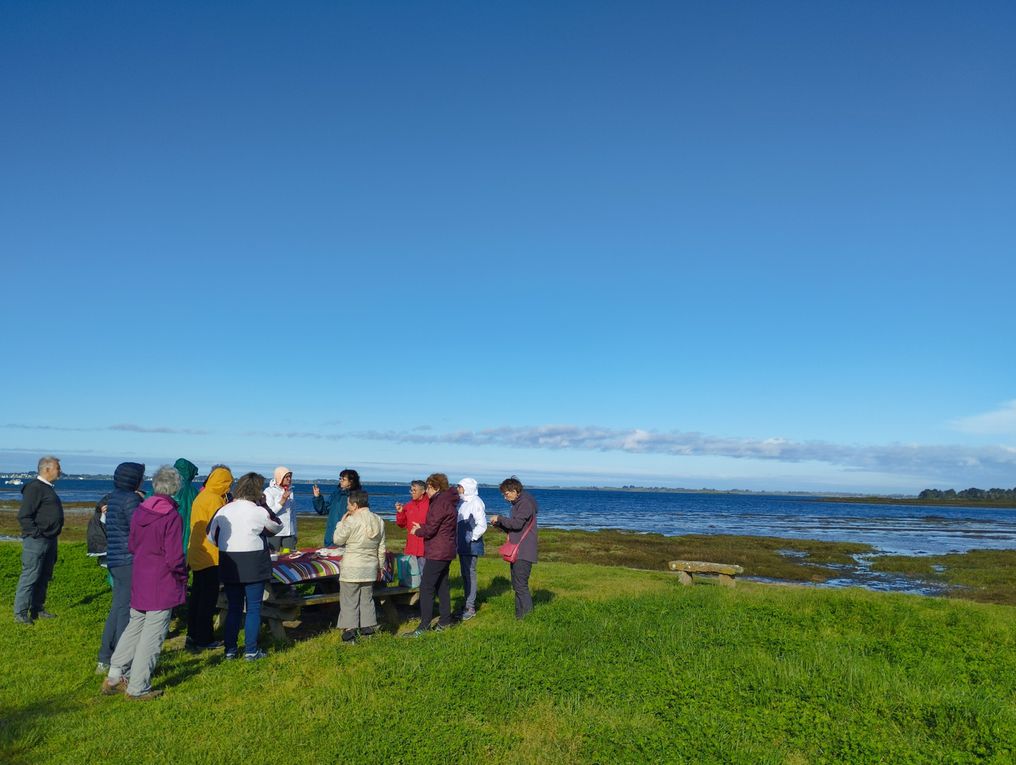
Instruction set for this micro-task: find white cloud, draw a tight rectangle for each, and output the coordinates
[6,423,208,436]
[349,424,1016,484]
[951,400,1016,435]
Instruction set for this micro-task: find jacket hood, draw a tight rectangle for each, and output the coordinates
[360,509,384,540]
[204,467,233,496]
[114,462,146,492]
[273,466,292,485]
[138,491,177,516]
[137,494,179,525]
[174,458,199,483]
[457,478,479,499]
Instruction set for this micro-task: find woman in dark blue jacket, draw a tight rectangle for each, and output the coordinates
[96,462,145,673]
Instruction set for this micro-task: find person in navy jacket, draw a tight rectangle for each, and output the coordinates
[96,461,146,672]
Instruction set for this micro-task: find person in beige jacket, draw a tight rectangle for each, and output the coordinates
[331,490,386,643]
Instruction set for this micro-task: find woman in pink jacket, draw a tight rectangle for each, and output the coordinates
[100,465,187,701]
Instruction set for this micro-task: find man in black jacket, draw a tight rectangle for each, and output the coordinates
[14,456,64,625]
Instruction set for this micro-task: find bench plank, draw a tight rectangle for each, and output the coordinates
[668,560,744,576]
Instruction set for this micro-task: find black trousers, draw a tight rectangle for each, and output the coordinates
[418,558,452,629]
[511,559,534,619]
[188,565,220,644]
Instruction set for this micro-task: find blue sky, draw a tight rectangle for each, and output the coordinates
[2,1,1014,492]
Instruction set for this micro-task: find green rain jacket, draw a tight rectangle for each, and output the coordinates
[173,458,200,555]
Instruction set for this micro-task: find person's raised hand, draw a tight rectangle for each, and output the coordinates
[312,484,321,497]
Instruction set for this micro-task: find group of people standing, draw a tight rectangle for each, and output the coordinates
[315,470,540,633]
[91,462,289,698]
[12,455,539,701]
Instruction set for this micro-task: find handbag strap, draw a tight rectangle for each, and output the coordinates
[515,512,536,544]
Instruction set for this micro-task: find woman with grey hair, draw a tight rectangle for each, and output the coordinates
[101,465,187,700]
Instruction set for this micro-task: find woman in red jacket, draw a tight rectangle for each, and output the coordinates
[394,479,430,573]
[405,473,457,636]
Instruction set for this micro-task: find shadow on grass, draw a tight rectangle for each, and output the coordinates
[0,696,77,765]
[479,575,512,602]
[152,652,215,690]
[69,590,110,608]
[533,589,555,605]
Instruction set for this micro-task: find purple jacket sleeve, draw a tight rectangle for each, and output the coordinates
[414,500,442,539]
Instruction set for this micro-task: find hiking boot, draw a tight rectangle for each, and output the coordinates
[460,609,476,621]
[341,629,357,644]
[100,678,128,696]
[358,626,377,638]
[14,613,33,626]
[433,623,452,632]
[33,609,57,619]
[401,627,427,638]
[224,648,238,660]
[95,662,110,675]
[243,649,268,661]
[125,689,163,701]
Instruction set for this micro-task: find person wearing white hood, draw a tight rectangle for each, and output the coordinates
[331,490,386,643]
[264,467,297,551]
[455,478,487,621]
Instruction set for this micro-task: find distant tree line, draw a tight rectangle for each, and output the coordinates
[919,487,1016,502]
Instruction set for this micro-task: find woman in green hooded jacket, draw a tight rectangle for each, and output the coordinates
[172,458,199,554]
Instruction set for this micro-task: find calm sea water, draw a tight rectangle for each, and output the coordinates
[4,478,1015,557]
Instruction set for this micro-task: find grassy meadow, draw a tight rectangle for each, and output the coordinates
[2,513,1016,764]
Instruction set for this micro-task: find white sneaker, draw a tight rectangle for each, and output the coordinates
[95,662,109,675]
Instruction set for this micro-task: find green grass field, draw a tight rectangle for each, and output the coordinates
[8,509,1014,603]
[2,534,1015,764]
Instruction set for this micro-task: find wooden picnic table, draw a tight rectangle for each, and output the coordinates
[216,548,419,641]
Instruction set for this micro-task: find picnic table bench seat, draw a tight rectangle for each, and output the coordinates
[214,549,419,641]
[667,559,744,587]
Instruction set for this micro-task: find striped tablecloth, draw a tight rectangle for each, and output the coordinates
[271,550,395,585]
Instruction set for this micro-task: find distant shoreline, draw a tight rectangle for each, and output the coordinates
[814,495,1016,509]
[5,476,1015,508]
[0,474,894,497]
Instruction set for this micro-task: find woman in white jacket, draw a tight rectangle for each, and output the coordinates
[207,473,282,660]
[331,490,386,643]
[263,466,297,551]
[455,478,487,620]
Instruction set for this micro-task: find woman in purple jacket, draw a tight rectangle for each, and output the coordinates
[100,465,187,701]
[406,473,458,636]
[490,476,539,620]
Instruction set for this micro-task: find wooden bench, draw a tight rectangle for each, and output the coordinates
[668,560,744,587]
[216,583,420,641]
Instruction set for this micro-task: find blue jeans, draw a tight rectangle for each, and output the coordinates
[98,564,133,664]
[13,536,58,616]
[224,581,265,654]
